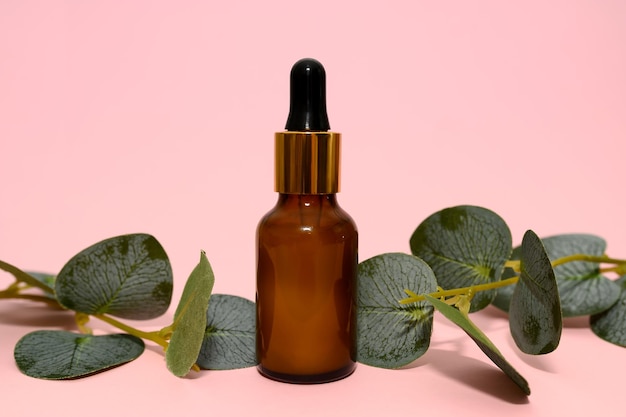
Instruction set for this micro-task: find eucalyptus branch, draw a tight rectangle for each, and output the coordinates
[401,252,626,306]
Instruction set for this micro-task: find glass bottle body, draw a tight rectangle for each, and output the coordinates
[256,193,357,383]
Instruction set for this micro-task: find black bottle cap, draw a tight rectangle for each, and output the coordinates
[285,58,331,132]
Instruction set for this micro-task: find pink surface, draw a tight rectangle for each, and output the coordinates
[1,1,625,415]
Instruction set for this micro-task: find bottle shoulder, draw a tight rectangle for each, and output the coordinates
[257,194,357,233]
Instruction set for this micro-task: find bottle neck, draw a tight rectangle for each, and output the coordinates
[277,193,338,207]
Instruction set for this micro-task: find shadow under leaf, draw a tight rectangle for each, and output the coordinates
[0,301,74,329]
[420,348,530,404]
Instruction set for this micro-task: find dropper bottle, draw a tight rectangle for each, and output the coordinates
[256,58,358,383]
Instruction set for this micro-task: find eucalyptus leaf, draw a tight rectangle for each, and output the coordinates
[356,253,437,368]
[543,234,619,317]
[166,251,215,377]
[424,295,530,395]
[493,234,620,317]
[197,294,257,370]
[509,230,562,355]
[410,205,512,312]
[14,330,144,380]
[590,275,626,347]
[0,260,55,295]
[55,234,173,320]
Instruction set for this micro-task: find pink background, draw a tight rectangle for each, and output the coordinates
[1,1,625,415]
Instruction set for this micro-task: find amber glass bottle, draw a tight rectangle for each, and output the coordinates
[256,59,358,383]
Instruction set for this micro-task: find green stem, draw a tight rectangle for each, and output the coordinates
[508,254,626,271]
[0,291,62,308]
[0,260,54,294]
[504,259,521,272]
[400,276,520,304]
[93,314,170,350]
[159,324,174,340]
[551,254,626,268]
[75,312,92,334]
[600,265,625,275]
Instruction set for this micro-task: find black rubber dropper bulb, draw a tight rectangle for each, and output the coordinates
[285,58,331,132]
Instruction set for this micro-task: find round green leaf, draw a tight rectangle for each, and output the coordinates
[14,330,144,380]
[196,294,257,370]
[356,253,437,368]
[166,251,215,377]
[543,234,620,317]
[410,205,512,312]
[55,234,173,320]
[590,275,626,347]
[509,230,562,355]
[424,295,530,395]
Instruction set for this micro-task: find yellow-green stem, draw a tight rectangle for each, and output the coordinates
[600,265,625,275]
[400,276,520,304]
[551,254,626,268]
[0,291,62,308]
[93,314,170,349]
[504,259,521,271]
